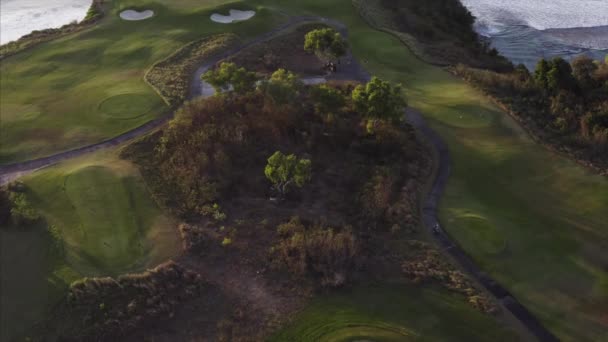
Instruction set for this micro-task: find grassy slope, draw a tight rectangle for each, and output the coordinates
[0,150,180,340]
[252,1,608,341]
[270,285,517,342]
[0,0,285,164]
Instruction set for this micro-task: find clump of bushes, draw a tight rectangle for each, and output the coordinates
[48,261,203,340]
[454,55,608,173]
[352,0,512,70]
[270,217,359,288]
[0,185,42,228]
[145,34,240,107]
[402,241,497,314]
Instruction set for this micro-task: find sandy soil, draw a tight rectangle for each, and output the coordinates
[210,10,255,24]
[120,9,154,21]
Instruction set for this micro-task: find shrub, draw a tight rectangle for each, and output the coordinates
[271,217,359,288]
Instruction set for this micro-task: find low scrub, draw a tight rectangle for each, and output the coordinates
[145,34,240,107]
[41,261,203,340]
[402,241,497,314]
[454,56,608,174]
[271,217,359,288]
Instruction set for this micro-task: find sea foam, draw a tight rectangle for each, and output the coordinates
[0,0,91,44]
[461,0,608,32]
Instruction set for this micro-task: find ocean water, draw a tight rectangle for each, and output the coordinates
[460,0,608,69]
[0,0,91,44]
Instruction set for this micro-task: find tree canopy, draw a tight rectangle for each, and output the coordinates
[304,28,348,61]
[261,68,303,105]
[264,151,312,196]
[201,62,258,95]
[352,77,407,126]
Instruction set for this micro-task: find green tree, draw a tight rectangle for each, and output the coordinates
[352,77,407,130]
[261,69,303,105]
[201,62,258,95]
[264,151,311,196]
[534,59,550,89]
[304,28,348,62]
[310,84,346,119]
[547,57,576,92]
[571,55,598,91]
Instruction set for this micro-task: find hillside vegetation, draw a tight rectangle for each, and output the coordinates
[455,56,608,174]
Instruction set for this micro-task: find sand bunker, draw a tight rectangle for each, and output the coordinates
[120,9,154,21]
[210,10,255,24]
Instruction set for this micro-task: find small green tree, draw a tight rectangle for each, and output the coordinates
[310,84,346,119]
[201,62,258,95]
[571,55,598,90]
[547,57,576,92]
[261,68,303,105]
[264,151,311,196]
[352,77,407,131]
[534,59,550,90]
[304,28,348,63]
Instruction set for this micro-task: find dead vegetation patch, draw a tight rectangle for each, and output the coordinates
[402,240,498,314]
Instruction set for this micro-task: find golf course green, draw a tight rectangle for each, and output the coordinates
[0,0,286,163]
[1,150,180,340]
[2,0,607,341]
[270,285,518,341]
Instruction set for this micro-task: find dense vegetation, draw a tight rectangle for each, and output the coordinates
[124,66,429,288]
[455,56,608,173]
[38,261,202,341]
[352,0,512,70]
[146,34,240,106]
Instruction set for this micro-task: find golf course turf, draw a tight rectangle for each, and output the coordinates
[270,285,518,341]
[2,0,607,341]
[0,0,286,164]
[0,150,180,340]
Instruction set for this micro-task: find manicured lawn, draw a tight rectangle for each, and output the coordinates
[252,1,608,340]
[0,150,180,341]
[270,284,518,341]
[0,0,286,163]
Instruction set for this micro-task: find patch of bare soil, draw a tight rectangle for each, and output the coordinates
[226,23,326,76]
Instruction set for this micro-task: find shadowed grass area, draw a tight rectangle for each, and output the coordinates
[270,285,518,341]
[0,0,286,163]
[250,1,608,340]
[0,150,180,341]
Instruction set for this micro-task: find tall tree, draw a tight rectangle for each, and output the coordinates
[352,77,407,130]
[547,57,577,92]
[201,62,258,95]
[571,55,598,91]
[304,28,348,63]
[534,59,550,90]
[261,69,303,105]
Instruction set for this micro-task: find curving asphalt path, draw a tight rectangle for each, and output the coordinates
[0,13,559,342]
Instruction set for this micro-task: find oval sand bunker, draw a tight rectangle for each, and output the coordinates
[210,10,255,24]
[120,9,154,21]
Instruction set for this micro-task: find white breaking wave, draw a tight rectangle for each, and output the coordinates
[0,0,91,44]
[460,0,608,32]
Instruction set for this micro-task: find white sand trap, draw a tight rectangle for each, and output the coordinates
[120,9,154,21]
[210,10,255,24]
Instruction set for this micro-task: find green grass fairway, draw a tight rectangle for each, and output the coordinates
[270,285,518,341]
[0,0,286,163]
[251,1,608,340]
[0,151,180,340]
[23,152,180,275]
